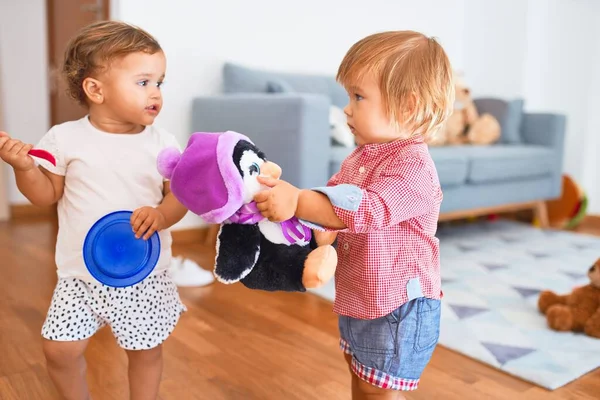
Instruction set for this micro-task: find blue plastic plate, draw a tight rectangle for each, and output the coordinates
[83,211,160,287]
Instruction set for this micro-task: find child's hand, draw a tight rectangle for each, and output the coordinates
[130,206,166,240]
[0,131,35,172]
[314,230,338,246]
[254,176,301,222]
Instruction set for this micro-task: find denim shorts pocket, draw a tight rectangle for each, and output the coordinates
[414,298,441,352]
[348,309,401,355]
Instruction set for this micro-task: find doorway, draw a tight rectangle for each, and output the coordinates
[47,0,110,126]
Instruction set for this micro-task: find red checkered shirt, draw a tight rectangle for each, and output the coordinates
[313,136,443,319]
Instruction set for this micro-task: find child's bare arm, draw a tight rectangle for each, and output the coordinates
[296,189,346,229]
[16,168,65,206]
[253,175,346,229]
[0,132,64,206]
[131,182,188,240]
[156,182,188,228]
[255,158,438,233]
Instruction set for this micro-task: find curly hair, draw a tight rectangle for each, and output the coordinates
[62,20,162,106]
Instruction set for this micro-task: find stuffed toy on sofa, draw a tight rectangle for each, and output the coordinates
[538,258,600,338]
[427,74,501,146]
[156,131,337,292]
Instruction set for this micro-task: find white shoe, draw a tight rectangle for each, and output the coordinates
[169,255,184,272]
[170,257,215,287]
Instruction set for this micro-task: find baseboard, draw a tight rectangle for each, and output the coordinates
[10,204,57,220]
[9,206,597,246]
[582,214,600,224]
[172,224,219,247]
[574,214,600,233]
[8,204,216,246]
[438,201,539,221]
[171,227,205,245]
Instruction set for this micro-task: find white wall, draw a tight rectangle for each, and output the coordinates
[1,0,466,229]
[0,0,51,205]
[463,0,600,207]
[459,0,600,213]
[580,1,600,213]
[462,0,529,98]
[112,0,600,217]
[112,0,466,143]
[111,0,467,228]
[2,0,600,224]
[521,0,598,191]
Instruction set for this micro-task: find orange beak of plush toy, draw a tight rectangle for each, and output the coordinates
[260,161,282,180]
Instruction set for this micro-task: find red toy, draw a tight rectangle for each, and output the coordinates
[28,149,56,166]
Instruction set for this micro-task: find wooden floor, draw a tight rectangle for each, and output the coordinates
[1,219,599,400]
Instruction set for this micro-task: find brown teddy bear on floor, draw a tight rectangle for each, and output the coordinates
[427,74,501,146]
[538,259,600,338]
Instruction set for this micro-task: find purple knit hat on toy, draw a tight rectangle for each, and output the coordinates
[157,131,252,224]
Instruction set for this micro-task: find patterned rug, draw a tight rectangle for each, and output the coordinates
[310,220,600,390]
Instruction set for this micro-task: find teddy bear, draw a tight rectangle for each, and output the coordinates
[537,258,600,338]
[427,74,501,146]
[156,131,337,292]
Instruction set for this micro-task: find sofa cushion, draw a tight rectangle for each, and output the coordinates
[473,98,524,143]
[330,146,470,188]
[428,147,469,187]
[329,145,355,177]
[330,144,354,163]
[331,144,555,188]
[223,63,348,108]
[266,78,295,93]
[449,145,556,184]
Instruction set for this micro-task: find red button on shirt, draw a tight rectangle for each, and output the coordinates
[327,137,443,319]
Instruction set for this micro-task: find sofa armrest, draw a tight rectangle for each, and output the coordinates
[521,113,567,197]
[191,93,331,189]
[521,113,566,149]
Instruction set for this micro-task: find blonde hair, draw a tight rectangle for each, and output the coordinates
[62,20,162,106]
[337,31,454,138]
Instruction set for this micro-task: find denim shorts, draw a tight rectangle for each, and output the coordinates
[339,297,441,391]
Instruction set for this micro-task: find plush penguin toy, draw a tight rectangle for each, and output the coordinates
[157,131,337,292]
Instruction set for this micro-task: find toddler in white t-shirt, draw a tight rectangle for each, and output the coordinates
[0,21,187,400]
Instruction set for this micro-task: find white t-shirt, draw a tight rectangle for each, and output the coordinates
[36,116,181,281]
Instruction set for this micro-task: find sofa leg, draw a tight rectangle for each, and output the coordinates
[534,201,550,229]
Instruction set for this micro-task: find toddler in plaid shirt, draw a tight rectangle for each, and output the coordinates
[254,31,454,399]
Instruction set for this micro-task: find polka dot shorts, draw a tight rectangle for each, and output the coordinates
[42,270,186,350]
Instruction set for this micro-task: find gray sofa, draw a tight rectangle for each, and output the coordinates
[192,63,566,216]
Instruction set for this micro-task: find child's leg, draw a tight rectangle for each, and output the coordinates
[41,278,107,399]
[126,345,163,400]
[339,298,441,400]
[42,338,91,400]
[107,271,185,399]
[344,352,405,400]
